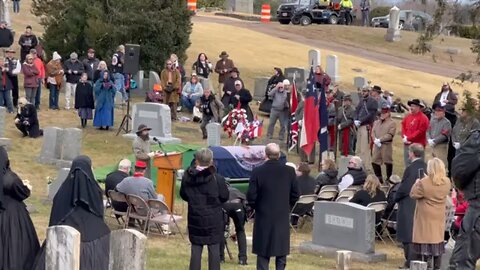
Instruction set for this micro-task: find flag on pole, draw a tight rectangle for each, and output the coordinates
[288,77,299,152]
[300,67,320,156]
[318,77,329,159]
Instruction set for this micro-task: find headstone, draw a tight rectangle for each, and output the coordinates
[308,49,321,68]
[298,201,386,262]
[60,128,82,162]
[3,0,10,28]
[133,70,145,90]
[326,55,340,83]
[353,77,367,90]
[26,204,38,214]
[232,0,254,13]
[38,127,64,165]
[410,261,427,270]
[336,250,352,270]
[207,123,222,146]
[46,225,81,270]
[349,91,361,107]
[114,91,123,107]
[109,229,147,270]
[47,168,70,201]
[403,11,415,31]
[385,6,401,42]
[284,67,307,91]
[148,71,160,93]
[253,77,269,101]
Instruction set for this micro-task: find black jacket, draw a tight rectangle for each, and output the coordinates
[452,129,480,202]
[0,28,13,48]
[64,60,85,83]
[82,58,100,81]
[297,175,316,196]
[341,168,367,186]
[105,170,129,212]
[355,96,378,126]
[228,88,254,121]
[74,81,95,109]
[16,104,41,138]
[350,188,386,224]
[180,166,229,245]
[383,183,400,220]
[315,169,339,191]
[0,70,13,91]
[18,34,38,53]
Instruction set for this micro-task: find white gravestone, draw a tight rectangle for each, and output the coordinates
[336,250,352,270]
[46,225,81,270]
[47,168,70,201]
[61,128,82,162]
[385,6,401,42]
[38,127,64,165]
[109,229,147,270]
[0,106,11,149]
[148,71,160,92]
[353,77,368,90]
[308,49,321,68]
[207,123,222,146]
[326,55,340,83]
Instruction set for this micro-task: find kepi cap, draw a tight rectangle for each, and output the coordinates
[135,160,147,169]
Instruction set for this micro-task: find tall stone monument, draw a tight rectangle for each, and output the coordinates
[384,6,401,42]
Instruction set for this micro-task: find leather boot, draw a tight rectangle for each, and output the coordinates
[386,163,393,182]
[371,163,383,183]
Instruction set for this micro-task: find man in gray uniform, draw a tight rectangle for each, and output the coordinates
[132,124,159,179]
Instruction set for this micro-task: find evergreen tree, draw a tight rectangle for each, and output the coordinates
[32,0,192,71]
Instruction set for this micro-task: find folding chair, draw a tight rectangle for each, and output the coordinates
[147,199,185,239]
[108,190,128,226]
[317,189,338,201]
[319,185,338,193]
[379,185,389,196]
[348,185,363,191]
[335,195,351,202]
[380,203,398,244]
[290,195,317,233]
[338,188,357,199]
[367,201,388,244]
[126,194,151,233]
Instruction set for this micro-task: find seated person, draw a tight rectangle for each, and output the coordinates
[116,160,164,202]
[145,84,164,103]
[105,159,131,213]
[337,156,366,192]
[391,97,409,113]
[350,174,386,228]
[15,97,42,138]
[291,162,316,226]
[315,158,338,193]
[192,99,202,123]
[181,74,203,113]
[382,174,401,223]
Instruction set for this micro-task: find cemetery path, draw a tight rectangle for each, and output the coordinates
[194,15,465,79]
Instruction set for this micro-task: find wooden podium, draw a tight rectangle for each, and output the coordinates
[153,152,182,211]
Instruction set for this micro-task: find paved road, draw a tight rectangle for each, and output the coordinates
[193,15,466,78]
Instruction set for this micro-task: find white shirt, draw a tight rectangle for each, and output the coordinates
[338,174,354,192]
[440,91,449,106]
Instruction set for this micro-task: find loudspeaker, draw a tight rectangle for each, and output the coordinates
[123,44,140,74]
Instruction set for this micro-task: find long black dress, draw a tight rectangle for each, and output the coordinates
[33,155,110,270]
[0,147,40,270]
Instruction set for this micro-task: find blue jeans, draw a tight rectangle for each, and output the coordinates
[35,78,42,109]
[0,90,14,113]
[113,73,127,102]
[13,1,20,13]
[49,84,59,109]
[181,95,200,112]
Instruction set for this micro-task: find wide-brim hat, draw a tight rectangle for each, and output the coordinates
[219,51,229,58]
[136,124,151,135]
[407,99,424,108]
[5,47,14,53]
[372,85,382,93]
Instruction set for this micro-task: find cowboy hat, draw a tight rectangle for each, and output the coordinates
[407,99,424,107]
[219,51,229,58]
[136,124,151,135]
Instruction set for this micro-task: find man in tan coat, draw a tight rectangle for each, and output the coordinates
[132,124,160,179]
[371,104,396,183]
[161,59,181,121]
[214,51,234,94]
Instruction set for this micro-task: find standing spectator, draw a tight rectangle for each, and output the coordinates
[354,87,378,172]
[45,51,63,110]
[370,85,387,114]
[401,99,429,167]
[350,175,387,224]
[220,185,248,265]
[410,158,451,270]
[170,53,186,112]
[266,67,285,92]
[214,51,235,94]
[332,84,345,102]
[338,156,367,191]
[340,0,353,25]
[111,45,126,103]
[451,106,480,149]
[426,102,452,168]
[247,143,299,270]
[0,21,13,49]
[295,91,316,164]
[448,129,480,269]
[395,143,426,269]
[74,73,95,128]
[433,82,458,115]
[63,52,84,110]
[336,94,355,156]
[180,148,229,270]
[360,0,371,26]
[5,48,20,107]
[18,26,38,63]
[93,71,115,130]
[93,60,108,82]
[315,158,338,192]
[371,104,397,183]
[314,65,331,91]
[30,49,45,110]
[199,89,224,139]
[160,59,181,121]
[229,80,253,121]
[0,58,14,113]
[105,159,131,214]
[82,48,99,82]
[326,88,337,151]
[181,74,203,113]
[221,67,243,108]
[267,81,289,141]
[132,124,159,179]
[192,52,213,91]
[21,54,39,104]
[12,0,20,13]
[15,97,42,138]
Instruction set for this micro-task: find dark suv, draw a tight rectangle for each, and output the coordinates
[277,0,354,25]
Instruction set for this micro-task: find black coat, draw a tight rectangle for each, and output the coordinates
[63,60,85,83]
[383,183,400,221]
[394,158,426,243]
[74,81,95,109]
[228,88,254,121]
[221,76,243,107]
[315,169,339,191]
[180,166,229,245]
[297,175,316,196]
[350,188,386,224]
[83,58,100,81]
[0,28,13,48]
[247,160,299,257]
[16,104,41,138]
[105,170,129,212]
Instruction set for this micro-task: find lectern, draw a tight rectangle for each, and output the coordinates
[153,152,182,211]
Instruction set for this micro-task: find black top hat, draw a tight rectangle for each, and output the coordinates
[136,124,151,135]
[407,99,424,108]
[219,51,229,58]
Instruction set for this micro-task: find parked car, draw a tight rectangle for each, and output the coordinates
[371,10,432,30]
[276,0,315,25]
[277,0,355,26]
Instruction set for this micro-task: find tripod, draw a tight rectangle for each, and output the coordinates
[116,75,132,136]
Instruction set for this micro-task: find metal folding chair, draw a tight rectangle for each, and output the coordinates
[290,194,317,233]
[147,199,184,239]
[367,201,388,244]
[337,188,358,199]
[317,189,338,201]
[335,195,351,202]
[108,190,128,226]
[125,194,151,233]
[380,203,398,244]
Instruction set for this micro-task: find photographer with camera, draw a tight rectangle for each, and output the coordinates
[161,59,181,121]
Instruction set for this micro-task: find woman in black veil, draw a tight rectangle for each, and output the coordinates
[33,155,110,270]
[0,146,40,270]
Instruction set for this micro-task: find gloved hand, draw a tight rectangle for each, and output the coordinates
[375,141,382,148]
[374,138,381,145]
[354,120,361,127]
[299,120,303,127]
[337,124,342,130]
[402,135,408,144]
[453,142,460,149]
[428,139,435,146]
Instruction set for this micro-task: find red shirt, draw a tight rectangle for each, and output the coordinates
[33,58,45,79]
[401,111,429,146]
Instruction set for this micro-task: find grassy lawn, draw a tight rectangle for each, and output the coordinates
[11,1,477,269]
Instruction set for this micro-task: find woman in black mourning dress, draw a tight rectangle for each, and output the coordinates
[33,155,110,270]
[0,146,40,270]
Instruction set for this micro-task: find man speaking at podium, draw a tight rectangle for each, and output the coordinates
[133,124,161,179]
